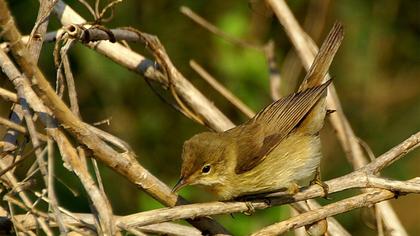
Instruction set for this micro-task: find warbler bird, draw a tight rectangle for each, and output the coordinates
[173,22,344,200]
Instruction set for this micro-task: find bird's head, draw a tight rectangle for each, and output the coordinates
[172,131,236,193]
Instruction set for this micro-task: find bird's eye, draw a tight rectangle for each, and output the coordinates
[201,164,211,174]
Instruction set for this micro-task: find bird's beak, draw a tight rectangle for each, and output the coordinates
[172,177,188,193]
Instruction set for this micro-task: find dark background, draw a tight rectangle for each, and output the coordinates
[1,0,419,235]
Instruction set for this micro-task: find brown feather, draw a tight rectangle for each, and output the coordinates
[232,80,331,174]
[299,21,344,91]
[231,22,344,174]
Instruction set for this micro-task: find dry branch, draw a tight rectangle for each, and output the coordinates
[190,60,255,118]
[264,40,283,100]
[8,213,201,236]
[0,48,116,235]
[180,6,262,50]
[54,0,235,132]
[0,116,47,141]
[253,190,395,235]
[0,87,17,102]
[0,1,230,234]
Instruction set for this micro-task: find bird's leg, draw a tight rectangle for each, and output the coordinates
[287,182,300,195]
[310,167,329,198]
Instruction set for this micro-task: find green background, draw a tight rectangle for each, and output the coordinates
[1,0,419,235]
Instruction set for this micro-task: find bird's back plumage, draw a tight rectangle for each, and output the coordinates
[229,80,331,174]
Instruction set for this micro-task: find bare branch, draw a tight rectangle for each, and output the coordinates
[9,213,201,236]
[252,189,395,235]
[190,60,255,118]
[365,131,420,174]
[1,2,231,233]
[47,137,67,234]
[264,40,283,100]
[0,87,17,103]
[53,0,235,132]
[180,6,262,50]
[0,116,47,141]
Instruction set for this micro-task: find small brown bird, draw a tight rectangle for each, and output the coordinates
[173,23,344,200]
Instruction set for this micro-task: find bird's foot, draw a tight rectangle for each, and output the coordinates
[287,182,300,195]
[244,201,255,216]
[310,168,329,199]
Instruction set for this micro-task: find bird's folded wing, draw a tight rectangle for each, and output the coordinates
[299,21,344,91]
[233,22,344,175]
[233,80,331,174]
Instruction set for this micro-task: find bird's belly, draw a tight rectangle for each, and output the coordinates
[230,132,322,198]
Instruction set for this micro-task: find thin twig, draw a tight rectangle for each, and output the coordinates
[11,213,201,236]
[117,173,420,230]
[0,87,18,103]
[190,60,255,118]
[62,50,81,117]
[19,89,50,184]
[47,137,67,234]
[27,0,57,62]
[180,6,262,50]
[365,131,420,174]
[31,190,96,231]
[0,158,52,235]
[0,144,44,178]
[264,40,283,100]
[53,129,116,236]
[2,0,54,160]
[0,116,48,141]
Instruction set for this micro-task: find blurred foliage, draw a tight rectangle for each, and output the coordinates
[1,0,419,235]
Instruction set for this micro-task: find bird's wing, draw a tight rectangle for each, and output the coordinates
[299,21,344,91]
[233,80,331,174]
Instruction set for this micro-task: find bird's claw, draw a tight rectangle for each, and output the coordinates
[310,168,330,199]
[287,182,300,195]
[244,201,255,216]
